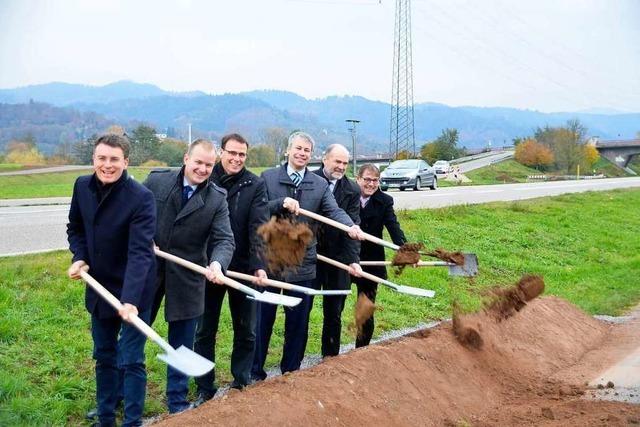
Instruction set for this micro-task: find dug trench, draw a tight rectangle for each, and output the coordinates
[155,296,640,426]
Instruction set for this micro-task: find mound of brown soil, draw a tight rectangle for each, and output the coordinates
[156,297,640,426]
[257,216,313,274]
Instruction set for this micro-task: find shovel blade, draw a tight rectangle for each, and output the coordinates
[247,291,302,307]
[448,253,479,277]
[157,345,214,377]
[308,289,352,296]
[396,285,436,298]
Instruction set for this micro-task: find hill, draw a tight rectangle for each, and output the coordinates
[1,82,639,154]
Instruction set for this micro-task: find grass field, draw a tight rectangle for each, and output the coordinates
[1,188,639,425]
[464,159,544,184]
[0,167,271,199]
[0,164,25,173]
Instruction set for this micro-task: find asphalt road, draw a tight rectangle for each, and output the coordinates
[1,177,640,257]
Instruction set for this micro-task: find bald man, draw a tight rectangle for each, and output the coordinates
[313,144,362,357]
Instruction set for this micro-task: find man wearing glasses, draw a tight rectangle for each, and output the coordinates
[354,163,406,347]
[193,133,270,405]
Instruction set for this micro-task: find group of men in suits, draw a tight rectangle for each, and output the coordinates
[67,130,405,427]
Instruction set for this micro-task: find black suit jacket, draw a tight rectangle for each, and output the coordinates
[67,172,157,319]
[359,189,406,280]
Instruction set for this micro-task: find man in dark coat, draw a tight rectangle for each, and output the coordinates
[354,163,406,347]
[67,134,157,427]
[193,133,269,404]
[143,139,235,414]
[251,131,364,381]
[313,144,361,357]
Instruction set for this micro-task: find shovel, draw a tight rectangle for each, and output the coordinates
[359,255,479,277]
[317,254,435,298]
[226,270,351,296]
[154,248,302,307]
[298,208,477,271]
[79,270,213,377]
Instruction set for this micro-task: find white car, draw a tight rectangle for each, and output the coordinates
[433,160,451,175]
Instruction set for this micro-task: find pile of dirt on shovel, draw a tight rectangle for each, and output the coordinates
[155,296,640,426]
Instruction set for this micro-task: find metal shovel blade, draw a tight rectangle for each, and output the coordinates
[448,253,479,277]
[157,345,214,377]
[247,291,302,307]
[307,289,352,296]
[396,285,436,298]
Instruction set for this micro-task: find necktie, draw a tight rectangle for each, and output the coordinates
[182,185,193,207]
[290,172,302,187]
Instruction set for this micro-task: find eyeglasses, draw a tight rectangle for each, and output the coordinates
[223,149,247,159]
[360,177,379,184]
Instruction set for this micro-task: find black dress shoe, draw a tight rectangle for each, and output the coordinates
[86,400,123,421]
[193,392,215,408]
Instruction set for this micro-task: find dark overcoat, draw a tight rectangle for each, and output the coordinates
[260,164,354,282]
[67,172,157,319]
[313,168,361,290]
[359,188,406,280]
[143,168,235,322]
[209,166,269,274]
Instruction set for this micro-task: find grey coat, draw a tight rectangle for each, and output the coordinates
[261,164,354,282]
[144,168,235,322]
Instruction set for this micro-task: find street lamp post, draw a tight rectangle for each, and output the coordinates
[346,119,361,176]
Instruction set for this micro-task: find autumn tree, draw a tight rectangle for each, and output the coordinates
[5,136,46,165]
[534,119,589,173]
[514,138,554,170]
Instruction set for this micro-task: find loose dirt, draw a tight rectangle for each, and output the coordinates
[354,293,378,337]
[156,297,640,426]
[484,274,546,321]
[257,216,313,274]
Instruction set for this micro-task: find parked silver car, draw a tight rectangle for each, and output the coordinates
[380,159,437,191]
[433,160,452,175]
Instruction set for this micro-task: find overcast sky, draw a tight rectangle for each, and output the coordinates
[1,0,638,112]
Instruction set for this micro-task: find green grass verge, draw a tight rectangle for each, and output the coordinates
[0,167,271,199]
[0,164,24,173]
[1,189,640,424]
[464,159,541,184]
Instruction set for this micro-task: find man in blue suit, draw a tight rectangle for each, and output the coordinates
[67,134,157,427]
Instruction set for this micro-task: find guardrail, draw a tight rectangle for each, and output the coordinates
[527,174,606,181]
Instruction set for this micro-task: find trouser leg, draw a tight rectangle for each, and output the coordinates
[228,285,257,388]
[321,294,347,357]
[280,280,314,374]
[92,315,120,426]
[251,285,278,381]
[166,317,199,413]
[193,283,226,396]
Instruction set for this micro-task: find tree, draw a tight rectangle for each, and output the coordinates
[259,127,289,165]
[156,138,188,166]
[5,137,46,165]
[73,134,97,165]
[583,144,600,169]
[129,125,160,166]
[419,128,461,163]
[396,149,412,160]
[247,144,276,167]
[534,120,588,173]
[514,138,554,170]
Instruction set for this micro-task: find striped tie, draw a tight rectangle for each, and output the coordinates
[290,172,302,187]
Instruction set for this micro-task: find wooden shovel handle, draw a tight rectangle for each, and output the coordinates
[79,270,171,353]
[154,248,256,296]
[316,254,399,291]
[298,208,400,250]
